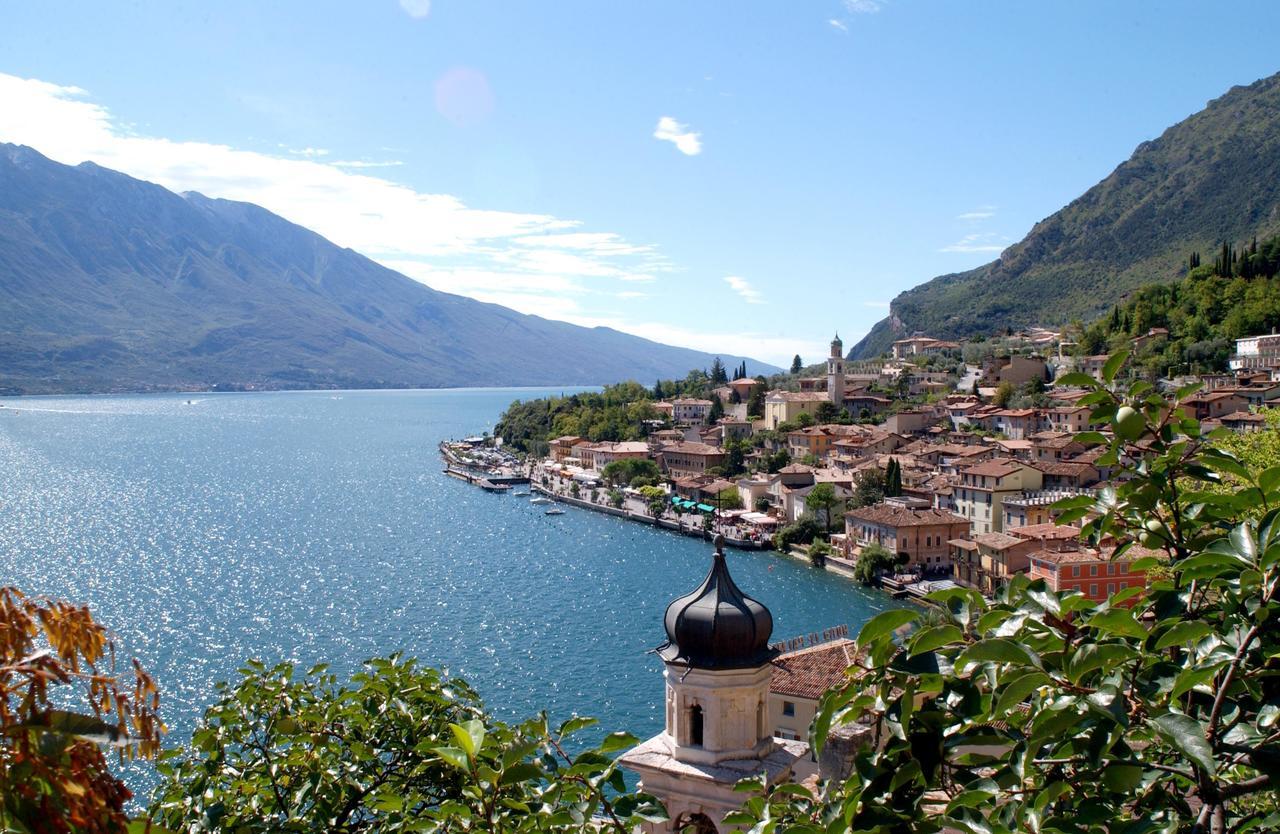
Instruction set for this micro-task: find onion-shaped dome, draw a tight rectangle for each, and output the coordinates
[658,535,777,669]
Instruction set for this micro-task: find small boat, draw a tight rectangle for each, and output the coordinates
[530,496,551,505]
[511,490,530,497]
[544,508,565,515]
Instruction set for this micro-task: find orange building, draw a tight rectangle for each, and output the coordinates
[1027,541,1161,604]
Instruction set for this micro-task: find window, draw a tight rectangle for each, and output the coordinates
[1090,583,1098,597]
[1106,563,1115,575]
[782,701,795,717]
[1090,565,1098,576]
[1071,565,1080,578]
[1107,583,1115,595]
[689,704,704,747]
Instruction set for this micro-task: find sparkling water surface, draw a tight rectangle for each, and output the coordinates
[0,388,903,799]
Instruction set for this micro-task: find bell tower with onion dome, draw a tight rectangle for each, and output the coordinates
[619,536,807,833]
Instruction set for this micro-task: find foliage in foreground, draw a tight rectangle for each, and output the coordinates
[0,587,162,834]
[149,655,665,833]
[733,356,1280,833]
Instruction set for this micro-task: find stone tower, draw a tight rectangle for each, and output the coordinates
[619,536,806,833]
[827,332,845,406]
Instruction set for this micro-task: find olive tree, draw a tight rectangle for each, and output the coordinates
[733,352,1280,833]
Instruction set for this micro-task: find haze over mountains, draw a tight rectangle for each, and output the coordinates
[0,144,778,395]
[851,71,1280,358]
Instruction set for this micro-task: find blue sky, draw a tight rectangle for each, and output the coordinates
[2,1,1279,366]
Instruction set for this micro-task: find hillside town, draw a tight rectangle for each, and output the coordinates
[507,329,1280,605]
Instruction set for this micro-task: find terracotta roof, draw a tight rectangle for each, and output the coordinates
[962,458,1029,478]
[1029,543,1163,566]
[730,377,761,386]
[1221,411,1267,422]
[1029,461,1097,477]
[768,391,830,402]
[972,532,1025,551]
[671,397,713,406]
[770,639,861,700]
[658,442,724,455]
[1008,523,1081,541]
[845,502,969,527]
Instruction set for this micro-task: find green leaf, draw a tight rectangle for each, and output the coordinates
[557,715,598,738]
[434,746,470,771]
[1152,712,1216,775]
[1154,621,1212,650]
[1054,372,1100,389]
[995,671,1050,716]
[449,719,485,758]
[959,638,1041,669]
[856,609,920,646]
[909,624,964,654]
[1101,763,1145,792]
[599,731,639,753]
[1170,663,1227,700]
[1087,608,1146,639]
[1102,350,1130,383]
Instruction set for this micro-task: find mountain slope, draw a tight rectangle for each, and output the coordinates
[851,72,1280,358]
[0,145,778,394]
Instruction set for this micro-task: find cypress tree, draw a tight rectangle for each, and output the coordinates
[790,355,803,375]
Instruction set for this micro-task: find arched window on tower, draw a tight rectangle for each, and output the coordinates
[689,703,704,747]
[674,812,718,834]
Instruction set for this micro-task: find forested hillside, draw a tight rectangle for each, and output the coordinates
[852,72,1280,358]
[1073,234,1280,378]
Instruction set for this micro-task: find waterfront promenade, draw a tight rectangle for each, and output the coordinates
[527,460,771,550]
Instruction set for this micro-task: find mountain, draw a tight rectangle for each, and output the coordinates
[0,144,778,395]
[850,71,1280,358]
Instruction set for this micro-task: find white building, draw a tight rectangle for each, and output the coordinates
[620,537,807,832]
[1230,333,1280,372]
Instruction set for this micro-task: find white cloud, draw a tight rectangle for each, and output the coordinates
[940,233,1009,254]
[723,275,764,304]
[653,116,702,156]
[289,146,329,158]
[399,0,431,18]
[844,0,881,13]
[331,159,404,169]
[0,72,680,330]
[828,19,849,31]
[956,205,996,221]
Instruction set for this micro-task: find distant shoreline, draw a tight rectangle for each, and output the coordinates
[0,383,604,400]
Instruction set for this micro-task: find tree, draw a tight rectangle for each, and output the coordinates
[709,357,728,385]
[747,381,767,420]
[790,355,804,374]
[815,401,839,423]
[733,356,1280,834]
[716,487,742,511]
[708,396,725,422]
[884,457,902,497]
[1,587,162,833]
[806,482,841,531]
[850,541,897,585]
[992,380,1016,407]
[151,656,666,832]
[851,468,887,508]
[600,458,660,487]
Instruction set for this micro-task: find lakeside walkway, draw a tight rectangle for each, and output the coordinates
[527,462,770,551]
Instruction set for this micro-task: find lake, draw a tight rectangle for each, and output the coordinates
[0,387,903,798]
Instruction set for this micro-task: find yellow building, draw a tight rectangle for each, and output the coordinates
[763,391,828,429]
[953,458,1044,534]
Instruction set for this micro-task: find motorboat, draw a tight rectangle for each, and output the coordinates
[530,496,552,505]
[544,508,565,515]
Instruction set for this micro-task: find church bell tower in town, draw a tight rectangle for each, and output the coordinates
[827,332,845,406]
[619,536,806,833]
